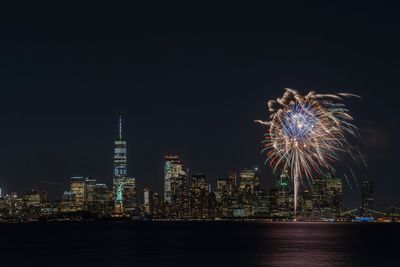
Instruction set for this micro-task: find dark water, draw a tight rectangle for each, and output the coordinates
[0,221,398,267]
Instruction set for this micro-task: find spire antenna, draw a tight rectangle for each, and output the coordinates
[119,116,122,140]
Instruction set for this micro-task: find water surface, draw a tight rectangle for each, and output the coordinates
[0,221,397,266]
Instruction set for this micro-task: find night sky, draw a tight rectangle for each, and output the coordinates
[0,2,398,208]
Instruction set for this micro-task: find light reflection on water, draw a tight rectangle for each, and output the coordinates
[0,221,397,267]
[261,223,352,266]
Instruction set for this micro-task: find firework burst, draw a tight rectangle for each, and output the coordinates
[255,88,362,217]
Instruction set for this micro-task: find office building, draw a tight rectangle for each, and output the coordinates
[269,171,293,219]
[70,177,85,210]
[361,180,374,217]
[164,155,189,218]
[239,169,259,193]
[143,187,154,216]
[190,174,208,219]
[85,177,97,210]
[325,174,343,217]
[112,117,137,216]
[60,190,80,213]
[92,183,110,216]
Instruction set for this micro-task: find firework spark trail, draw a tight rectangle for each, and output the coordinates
[343,173,353,190]
[256,88,362,219]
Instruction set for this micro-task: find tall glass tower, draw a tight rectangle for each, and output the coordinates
[112,116,137,216]
[164,155,186,203]
[114,116,127,180]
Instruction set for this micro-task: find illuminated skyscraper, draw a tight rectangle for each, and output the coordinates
[143,187,153,216]
[228,170,238,195]
[215,178,230,218]
[121,177,137,214]
[60,190,80,213]
[163,155,188,218]
[92,183,109,216]
[24,190,41,208]
[151,192,163,219]
[164,155,183,202]
[114,116,127,180]
[70,177,85,210]
[361,180,374,217]
[301,189,313,218]
[311,176,326,219]
[305,174,343,219]
[112,116,137,216]
[237,168,261,216]
[253,189,269,217]
[270,171,293,219]
[216,179,227,203]
[217,179,227,191]
[85,177,96,210]
[23,190,42,220]
[325,174,343,217]
[239,169,259,193]
[164,156,187,202]
[190,174,208,219]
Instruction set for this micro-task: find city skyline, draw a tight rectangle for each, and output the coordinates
[0,115,385,213]
[0,2,398,210]
[0,134,385,222]
[1,2,400,267]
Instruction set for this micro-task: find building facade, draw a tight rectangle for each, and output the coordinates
[70,177,85,210]
[190,174,208,219]
[361,180,374,217]
[163,155,189,218]
[113,117,137,216]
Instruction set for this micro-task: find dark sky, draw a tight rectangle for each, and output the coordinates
[0,2,398,208]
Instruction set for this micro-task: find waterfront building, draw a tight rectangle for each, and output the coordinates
[164,155,187,202]
[0,197,8,219]
[85,178,97,210]
[112,117,137,216]
[217,178,227,191]
[70,177,85,210]
[310,176,325,219]
[253,189,269,217]
[215,178,230,218]
[236,169,260,216]
[151,192,163,219]
[269,171,293,219]
[113,116,127,216]
[361,180,374,217]
[239,169,259,194]
[39,200,59,218]
[228,170,238,196]
[143,187,153,216]
[325,174,343,218]
[163,155,189,218]
[24,190,41,208]
[60,190,81,213]
[208,192,218,218]
[121,177,137,214]
[3,193,22,217]
[301,189,313,218]
[304,174,344,220]
[92,183,110,216]
[190,174,208,219]
[23,190,42,221]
